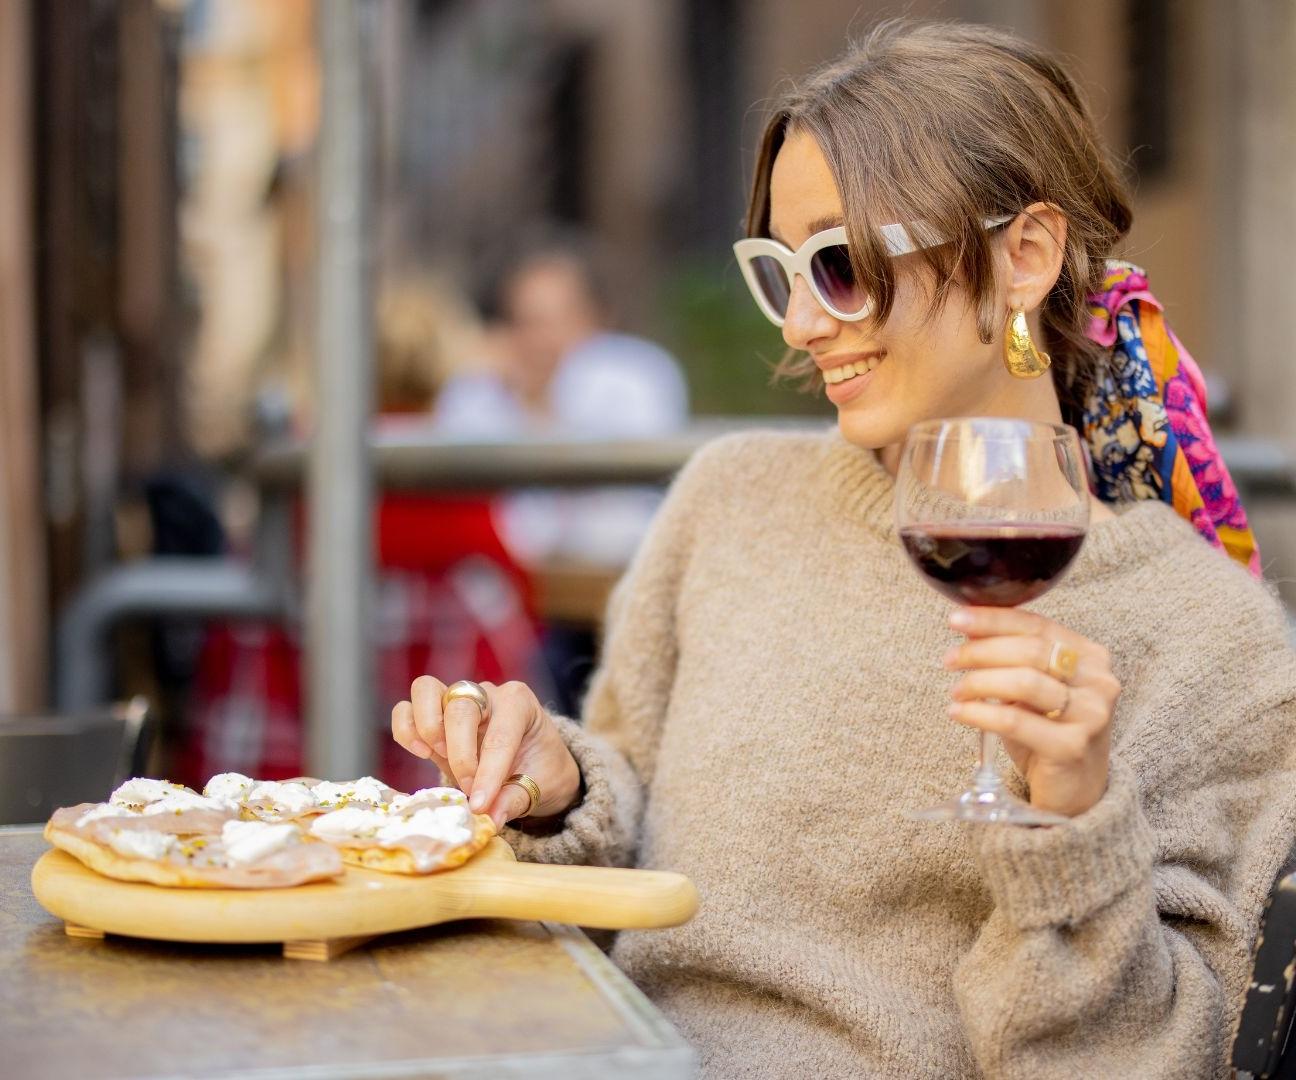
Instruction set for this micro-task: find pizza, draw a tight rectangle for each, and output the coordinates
[45,784,343,888]
[46,776,491,886]
[308,787,495,874]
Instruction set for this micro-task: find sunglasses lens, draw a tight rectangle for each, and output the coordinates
[750,255,791,319]
[811,244,868,315]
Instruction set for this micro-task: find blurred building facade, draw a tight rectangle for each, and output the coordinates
[4,0,1296,712]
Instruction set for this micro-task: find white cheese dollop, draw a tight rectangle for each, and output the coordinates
[203,772,254,801]
[376,805,473,848]
[387,786,467,815]
[312,776,389,808]
[75,803,133,828]
[246,780,318,815]
[110,777,184,807]
[141,790,236,816]
[309,806,388,842]
[220,820,300,866]
[106,828,179,860]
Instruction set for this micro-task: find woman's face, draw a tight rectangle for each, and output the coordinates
[768,130,1021,452]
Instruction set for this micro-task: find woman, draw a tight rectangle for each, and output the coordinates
[392,22,1296,1078]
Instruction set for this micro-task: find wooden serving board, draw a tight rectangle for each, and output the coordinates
[30,837,698,960]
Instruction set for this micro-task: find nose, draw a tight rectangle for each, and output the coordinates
[780,273,840,352]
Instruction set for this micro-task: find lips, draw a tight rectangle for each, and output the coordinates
[820,350,885,405]
[817,349,885,380]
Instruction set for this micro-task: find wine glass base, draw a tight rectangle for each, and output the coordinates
[906,787,1069,826]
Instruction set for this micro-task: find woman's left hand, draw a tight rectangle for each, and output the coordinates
[943,607,1122,818]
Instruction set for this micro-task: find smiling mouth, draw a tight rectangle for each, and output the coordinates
[821,353,884,385]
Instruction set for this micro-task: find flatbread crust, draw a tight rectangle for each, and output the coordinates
[45,823,230,888]
[44,816,344,889]
[331,813,496,875]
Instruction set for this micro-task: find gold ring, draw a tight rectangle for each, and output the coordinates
[503,773,542,817]
[1044,688,1070,721]
[442,680,491,723]
[1045,640,1079,684]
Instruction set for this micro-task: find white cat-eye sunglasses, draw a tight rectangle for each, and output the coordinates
[733,215,1015,327]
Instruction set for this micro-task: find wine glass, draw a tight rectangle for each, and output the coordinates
[895,417,1090,825]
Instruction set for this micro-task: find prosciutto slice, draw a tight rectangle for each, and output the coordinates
[46,804,343,888]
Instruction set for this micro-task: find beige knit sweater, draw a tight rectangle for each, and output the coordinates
[504,429,1296,1079]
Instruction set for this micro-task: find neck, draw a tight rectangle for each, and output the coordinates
[870,380,1114,521]
[876,377,1064,477]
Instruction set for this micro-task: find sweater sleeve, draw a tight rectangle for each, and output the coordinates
[954,684,1296,1079]
[502,440,711,868]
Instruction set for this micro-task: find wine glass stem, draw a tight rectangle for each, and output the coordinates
[973,731,1004,793]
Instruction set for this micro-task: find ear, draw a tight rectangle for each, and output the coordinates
[1000,201,1067,312]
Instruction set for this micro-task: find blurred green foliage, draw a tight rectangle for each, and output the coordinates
[657,259,835,419]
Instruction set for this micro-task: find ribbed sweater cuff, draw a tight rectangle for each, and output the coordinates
[974,759,1156,931]
[501,715,640,868]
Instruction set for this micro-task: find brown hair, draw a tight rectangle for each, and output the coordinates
[744,20,1133,430]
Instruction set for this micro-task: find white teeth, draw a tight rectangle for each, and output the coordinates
[823,356,881,384]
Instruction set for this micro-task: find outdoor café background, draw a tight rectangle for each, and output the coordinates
[2,0,1295,781]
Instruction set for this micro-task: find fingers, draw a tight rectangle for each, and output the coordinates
[391,699,458,784]
[469,682,537,815]
[949,607,1096,653]
[391,699,432,759]
[945,634,1078,674]
[950,666,1075,718]
[395,678,575,829]
[948,699,1092,763]
[443,681,494,798]
[410,676,448,757]
[488,781,535,833]
[945,632,1122,706]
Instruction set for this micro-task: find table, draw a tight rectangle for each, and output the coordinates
[1,827,696,1079]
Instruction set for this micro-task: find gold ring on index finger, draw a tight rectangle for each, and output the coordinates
[503,773,542,817]
[442,680,492,723]
[1045,640,1079,684]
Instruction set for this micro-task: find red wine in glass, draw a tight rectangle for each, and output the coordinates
[895,417,1090,825]
[899,524,1085,608]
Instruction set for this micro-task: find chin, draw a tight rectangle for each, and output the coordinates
[835,407,907,452]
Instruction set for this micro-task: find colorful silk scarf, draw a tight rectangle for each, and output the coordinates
[1083,261,1261,576]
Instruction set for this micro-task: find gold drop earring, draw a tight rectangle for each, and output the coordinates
[1002,307,1051,379]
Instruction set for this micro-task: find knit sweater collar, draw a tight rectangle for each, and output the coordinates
[819,428,1188,584]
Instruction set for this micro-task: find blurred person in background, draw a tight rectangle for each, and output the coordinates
[434,234,690,569]
[394,21,1296,1079]
[434,233,689,441]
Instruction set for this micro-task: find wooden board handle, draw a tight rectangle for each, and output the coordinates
[445,859,699,930]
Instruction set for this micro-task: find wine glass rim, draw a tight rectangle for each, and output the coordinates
[903,417,1079,442]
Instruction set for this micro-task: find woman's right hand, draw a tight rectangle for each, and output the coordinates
[391,677,582,833]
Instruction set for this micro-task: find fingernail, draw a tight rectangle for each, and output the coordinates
[433,741,447,757]
[469,790,487,812]
[941,647,959,668]
[460,777,473,797]
[949,610,972,629]
[410,740,432,760]
[948,702,964,718]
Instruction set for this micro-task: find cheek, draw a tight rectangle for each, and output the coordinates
[834,281,1002,450]
[870,293,999,425]
[890,289,996,389]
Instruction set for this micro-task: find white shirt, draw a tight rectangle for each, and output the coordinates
[432,332,689,566]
